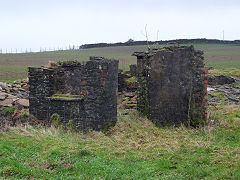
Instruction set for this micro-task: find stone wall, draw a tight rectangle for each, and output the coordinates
[28,57,118,131]
[80,39,240,49]
[118,64,137,92]
[134,46,207,127]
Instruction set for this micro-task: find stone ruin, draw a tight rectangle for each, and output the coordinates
[133,45,208,127]
[118,64,137,93]
[28,57,118,131]
[27,45,208,130]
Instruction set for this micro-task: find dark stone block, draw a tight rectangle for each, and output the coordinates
[134,46,207,127]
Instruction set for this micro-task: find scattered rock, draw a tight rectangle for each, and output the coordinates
[124,93,136,98]
[207,87,215,92]
[0,79,29,107]
[226,95,239,102]
[118,69,138,92]
[119,92,137,109]
[0,99,14,107]
[208,75,236,85]
[234,118,240,121]
[208,83,240,105]
[15,99,29,108]
[0,92,7,100]
[125,104,136,109]
[0,82,7,88]
[7,94,18,101]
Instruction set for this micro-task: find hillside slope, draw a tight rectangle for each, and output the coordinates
[1,43,240,81]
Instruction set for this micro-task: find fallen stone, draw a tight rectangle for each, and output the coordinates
[0,99,14,107]
[207,87,215,91]
[130,100,137,104]
[10,87,19,92]
[15,84,21,88]
[208,75,236,85]
[235,90,240,95]
[226,95,239,103]
[7,94,18,101]
[124,93,135,98]
[0,82,7,88]
[0,80,29,100]
[234,118,240,121]
[15,99,29,108]
[124,103,136,109]
[14,80,21,84]
[0,92,7,100]
[19,88,26,92]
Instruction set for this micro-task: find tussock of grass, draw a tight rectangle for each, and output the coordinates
[0,107,240,179]
[1,106,17,116]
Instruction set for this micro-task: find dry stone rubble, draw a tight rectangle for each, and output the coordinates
[0,80,29,108]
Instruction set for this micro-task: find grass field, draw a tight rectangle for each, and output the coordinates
[1,43,240,81]
[0,107,240,179]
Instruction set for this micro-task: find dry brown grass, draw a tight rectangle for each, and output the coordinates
[4,106,239,160]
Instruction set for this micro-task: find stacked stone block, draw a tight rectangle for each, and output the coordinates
[118,64,138,92]
[28,57,118,131]
[133,46,207,127]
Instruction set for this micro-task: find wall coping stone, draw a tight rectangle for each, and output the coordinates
[47,97,84,101]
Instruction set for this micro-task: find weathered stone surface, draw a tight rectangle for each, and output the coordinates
[207,83,240,105]
[125,104,136,109]
[0,82,7,88]
[0,92,7,100]
[118,68,138,92]
[0,99,14,107]
[0,92,19,107]
[124,93,135,98]
[208,75,236,85]
[134,46,207,127]
[28,57,118,131]
[0,79,29,99]
[118,91,137,109]
[15,99,29,108]
[234,117,240,121]
[129,64,137,76]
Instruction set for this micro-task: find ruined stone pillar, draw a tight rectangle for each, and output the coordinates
[133,46,207,127]
[28,57,118,131]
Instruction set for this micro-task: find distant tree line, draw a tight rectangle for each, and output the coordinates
[1,39,240,54]
[79,38,240,49]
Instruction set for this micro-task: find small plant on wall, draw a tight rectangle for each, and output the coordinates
[67,119,75,130]
[50,113,61,127]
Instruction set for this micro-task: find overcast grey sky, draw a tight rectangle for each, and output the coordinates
[0,0,239,51]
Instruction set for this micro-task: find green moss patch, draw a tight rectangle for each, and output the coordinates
[51,94,84,99]
[124,76,137,83]
[208,91,225,99]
